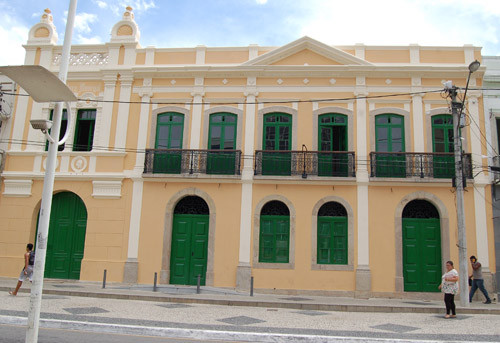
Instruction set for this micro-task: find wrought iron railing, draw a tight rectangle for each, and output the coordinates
[254,150,356,177]
[369,152,473,179]
[144,149,241,175]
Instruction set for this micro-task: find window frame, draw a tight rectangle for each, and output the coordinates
[155,112,185,150]
[73,109,97,152]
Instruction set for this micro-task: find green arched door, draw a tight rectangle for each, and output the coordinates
[402,200,441,292]
[39,192,88,279]
[170,196,209,286]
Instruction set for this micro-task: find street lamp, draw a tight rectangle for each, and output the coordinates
[444,59,480,308]
[0,1,77,342]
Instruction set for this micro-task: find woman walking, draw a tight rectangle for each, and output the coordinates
[438,260,459,318]
[9,243,35,296]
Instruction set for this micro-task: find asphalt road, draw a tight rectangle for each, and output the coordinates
[0,324,240,343]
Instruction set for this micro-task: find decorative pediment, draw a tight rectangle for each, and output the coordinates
[243,36,371,66]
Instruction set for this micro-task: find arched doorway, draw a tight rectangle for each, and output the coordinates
[402,200,441,292]
[38,192,87,280]
[170,196,210,285]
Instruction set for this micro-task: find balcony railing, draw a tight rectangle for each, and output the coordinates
[254,150,356,177]
[144,149,241,175]
[369,152,473,179]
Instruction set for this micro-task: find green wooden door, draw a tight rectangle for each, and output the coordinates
[207,113,237,174]
[170,214,209,285]
[43,192,87,280]
[154,113,183,174]
[317,217,347,264]
[432,115,454,178]
[375,114,406,177]
[318,114,348,177]
[262,113,292,175]
[402,218,441,292]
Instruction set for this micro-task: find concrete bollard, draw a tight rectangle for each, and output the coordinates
[102,269,107,289]
[153,272,158,292]
[196,274,201,294]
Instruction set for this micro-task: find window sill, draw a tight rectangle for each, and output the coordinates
[311,264,354,271]
[252,262,294,270]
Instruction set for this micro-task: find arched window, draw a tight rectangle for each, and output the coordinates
[259,201,290,263]
[375,114,405,177]
[402,200,439,219]
[153,112,184,173]
[174,196,209,215]
[317,202,347,265]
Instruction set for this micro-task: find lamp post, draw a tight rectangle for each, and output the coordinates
[444,60,480,308]
[0,1,80,342]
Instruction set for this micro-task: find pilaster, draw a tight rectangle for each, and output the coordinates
[189,78,204,149]
[236,82,258,291]
[134,79,153,173]
[355,80,371,296]
[98,74,118,150]
[411,78,424,152]
[114,73,134,151]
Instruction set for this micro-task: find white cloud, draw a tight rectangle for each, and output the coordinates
[294,0,500,53]
[131,0,156,12]
[74,12,98,34]
[95,1,107,9]
[0,14,29,65]
[256,0,268,4]
[76,34,102,44]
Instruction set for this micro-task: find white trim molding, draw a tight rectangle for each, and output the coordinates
[3,179,33,197]
[92,180,122,199]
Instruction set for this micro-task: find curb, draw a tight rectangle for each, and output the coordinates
[0,315,484,343]
[2,286,499,315]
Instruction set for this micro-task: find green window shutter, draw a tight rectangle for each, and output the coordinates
[375,114,405,177]
[262,113,292,175]
[431,114,454,178]
[153,112,184,174]
[318,113,348,176]
[207,113,237,174]
[259,215,290,263]
[317,220,331,264]
[317,217,347,265]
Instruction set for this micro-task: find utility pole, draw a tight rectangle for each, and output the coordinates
[444,60,480,308]
[449,86,469,308]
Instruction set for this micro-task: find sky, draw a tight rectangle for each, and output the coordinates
[1,0,500,66]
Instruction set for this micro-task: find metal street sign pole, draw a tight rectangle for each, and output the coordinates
[25,1,78,342]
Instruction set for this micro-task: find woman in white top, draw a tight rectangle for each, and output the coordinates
[438,260,459,318]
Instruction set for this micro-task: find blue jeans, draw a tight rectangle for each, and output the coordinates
[469,278,491,302]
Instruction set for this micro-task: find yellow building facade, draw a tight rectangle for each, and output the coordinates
[0,8,496,298]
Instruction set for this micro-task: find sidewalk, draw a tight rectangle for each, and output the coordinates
[1,277,498,315]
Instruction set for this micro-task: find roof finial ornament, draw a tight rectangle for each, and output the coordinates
[123,6,134,21]
[41,8,53,24]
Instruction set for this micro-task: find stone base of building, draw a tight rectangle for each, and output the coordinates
[236,263,252,291]
[122,258,138,284]
[355,266,371,299]
[160,269,170,284]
